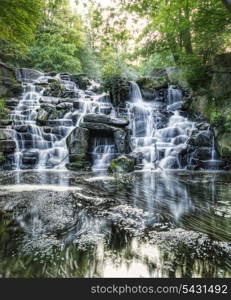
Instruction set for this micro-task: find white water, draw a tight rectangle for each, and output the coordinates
[127,82,195,170]
[11,73,114,170]
[91,137,117,172]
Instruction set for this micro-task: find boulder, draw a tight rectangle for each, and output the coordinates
[108,155,135,173]
[16,68,43,82]
[141,88,156,101]
[137,77,168,90]
[36,109,50,125]
[0,140,16,153]
[70,74,91,90]
[114,129,130,154]
[83,114,129,127]
[81,122,119,133]
[0,129,13,140]
[187,131,213,147]
[189,147,212,161]
[66,127,89,155]
[0,63,22,97]
[66,153,91,171]
[56,102,73,110]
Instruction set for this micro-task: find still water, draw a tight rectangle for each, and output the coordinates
[0,170,230,278]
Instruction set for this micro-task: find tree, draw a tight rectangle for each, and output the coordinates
[222,0,231,12]
[24,0,85,73]
[123,0,231,66]
[0,0,45,63]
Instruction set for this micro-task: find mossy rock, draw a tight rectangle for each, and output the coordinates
[136,77,168,90]
[66,162,90,171]
[69,154,87,163]
[70,74,91,90]
[108,155,135,174]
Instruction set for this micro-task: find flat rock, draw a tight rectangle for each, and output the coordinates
[83,114,129,127]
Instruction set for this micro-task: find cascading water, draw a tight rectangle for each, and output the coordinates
[91,137,116,172]
[11,73,114,170]
[127,82,195,170]
[10,70,224,172]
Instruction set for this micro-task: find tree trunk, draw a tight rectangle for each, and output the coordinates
[221,0,231,12]
[182,1,193,55]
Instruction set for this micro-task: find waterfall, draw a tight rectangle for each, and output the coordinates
[127,82,195,170]
[91,137,116,172]
[10,73,112,170]
[130,81,143,103]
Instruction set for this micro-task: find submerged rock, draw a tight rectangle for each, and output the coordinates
[108,155,135,173]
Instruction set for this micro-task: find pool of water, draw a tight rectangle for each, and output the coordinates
[0,170,230,278]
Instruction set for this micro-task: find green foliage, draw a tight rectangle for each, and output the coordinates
[211,111,225,127]
[25,24,83,73]
[0,98,9,119]
[139,53,175,76]
[108,156,135,174]
[180,56,210,89]
[211,111,231,134]
[224,114,231,133]
[124,0,231,74]
[0,0,44,45]
[102,63,130,106]
[0,0,44,65]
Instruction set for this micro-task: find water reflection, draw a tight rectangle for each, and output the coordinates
[0,170,230,277]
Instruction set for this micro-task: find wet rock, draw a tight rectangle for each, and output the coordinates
[114,129,130,154]
[196,122,211,131]
[187,131,213,147]
[16,68,43,82]
[0,140,16,153]
[0,63,23,97]
[43,120,73,127]
[56,102,73,110]
[0,129,13,140]
[141,88,156,101]
[137,76,168,90]
[190,147,212,161]
[0,119,13,127]
[108,155,135,173]
[36,109,49,125]
[70,74,91,90]
[22,150,39,166]
[81,122,118,133]
[83,114,129,128]
[5,98,19,108]
[66,127,89,155]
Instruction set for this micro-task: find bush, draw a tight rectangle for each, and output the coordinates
[102,65,130,106]
[211,111,225,127]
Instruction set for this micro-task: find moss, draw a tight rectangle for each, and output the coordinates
[108,156,135,174]
[0,98,9,120]
[66,162,90,171]
[69,154,86,163]
[0,153,6,165]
